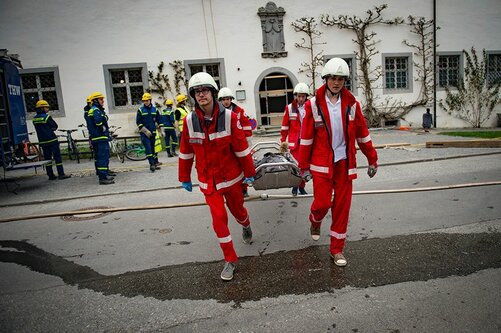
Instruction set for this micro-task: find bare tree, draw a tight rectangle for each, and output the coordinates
[291,17,325,92]
[148,61,172,107]
[169,60,188,95]
[321,4,403,127]
[440,48,501,127]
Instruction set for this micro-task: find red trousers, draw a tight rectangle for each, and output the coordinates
[204,183,250,262]
[309,159,353,254]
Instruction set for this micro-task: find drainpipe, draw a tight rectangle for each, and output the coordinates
[433,0,437,128]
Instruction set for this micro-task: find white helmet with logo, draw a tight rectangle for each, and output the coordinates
[218,87,234,100]
[321,58,350,79]
[293,82,310,95]
[188,72,219,98]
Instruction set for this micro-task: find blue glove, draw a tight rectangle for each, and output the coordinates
[243,177,254,185]
[181,181,192,192]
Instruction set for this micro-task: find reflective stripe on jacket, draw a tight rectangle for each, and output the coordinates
[280,100,302,152]
[87,103,110,142]
[136,104,161,133]
[298,85,378,180]
[175,105,189,132]
[230,103,253,137]
[178,102,256,194]
[159,107,176,129]
[32,111,58,145]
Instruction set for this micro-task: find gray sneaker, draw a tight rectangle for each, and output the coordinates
[221,262,236,281]
[242,226,253,244]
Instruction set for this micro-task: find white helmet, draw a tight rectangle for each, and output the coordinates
[188,72,219,97]
[293,82,310,95]
[321,57,350,79]
[218,87,234,100]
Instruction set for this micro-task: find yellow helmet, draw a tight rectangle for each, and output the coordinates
[176,94,187,104]
[89,91,105,101]
[35,100,50,108]
[165,99,174,106]
[142,92,152,101]
[86,95,92,103]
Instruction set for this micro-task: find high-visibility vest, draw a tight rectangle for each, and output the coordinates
[176,106,189,132]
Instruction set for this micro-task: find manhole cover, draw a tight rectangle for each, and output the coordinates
[61,206,113,222]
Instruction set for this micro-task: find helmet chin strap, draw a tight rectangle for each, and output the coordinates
[326,85,339,97]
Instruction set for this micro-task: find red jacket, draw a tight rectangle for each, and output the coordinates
[280,99,305,153]
[298,85,378,180]
[178,102,256,194]
[231,103,253,137]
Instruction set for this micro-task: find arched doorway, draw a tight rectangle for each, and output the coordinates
[255,68,297,126]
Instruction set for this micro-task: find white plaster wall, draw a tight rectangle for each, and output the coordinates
[1,0,500,138]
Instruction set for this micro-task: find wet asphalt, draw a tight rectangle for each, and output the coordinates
[1,232,500,305]
[1,129,501,331]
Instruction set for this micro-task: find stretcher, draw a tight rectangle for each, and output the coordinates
[251,141,302,190]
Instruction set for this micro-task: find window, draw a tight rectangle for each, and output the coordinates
[324,54,357,94]
[103,63,148,113]
[438,53,462,88]
[184,59,226,91]
[19,67,64,118]
[383,53,413,93]
[487,51,501,87]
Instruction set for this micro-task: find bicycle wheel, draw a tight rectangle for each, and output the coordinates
[115,141,125,163]
[25,143,41,162]
[125,145,147,161]
[71,141,80,164]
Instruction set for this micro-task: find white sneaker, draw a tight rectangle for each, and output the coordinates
[221,262,236,281]
[331,253,347,267]
[310,224,321,241]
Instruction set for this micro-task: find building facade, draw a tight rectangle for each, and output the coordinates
[1,0,500,137]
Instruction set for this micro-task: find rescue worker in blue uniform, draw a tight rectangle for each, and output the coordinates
[84,94,116,178]
[87,91,115,185]
[159,99,178,157]
[136,92,163,172]
[32,100,71,180]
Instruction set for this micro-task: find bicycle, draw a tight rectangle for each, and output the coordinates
[78,123,94,160]
[125,142,147,161]
[109,126,125,163]
[57,128,80,163]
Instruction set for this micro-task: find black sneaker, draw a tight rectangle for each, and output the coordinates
[58,174,71,180]
[155,162,163,166]
[167,153,174,157]
[99,178,115,185]
[150,165,156,172]
[220,262,236,281]
[242,226,253,244]
[104,175,115,181]
[108,171,117,177]
[298,187,307,195]
[292,187,298,196]
[48,175,57,180]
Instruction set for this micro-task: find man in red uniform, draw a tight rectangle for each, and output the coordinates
[178,72,256,281]
[299,58,378,267]
[280,82,310,196]
[218,87,254,197]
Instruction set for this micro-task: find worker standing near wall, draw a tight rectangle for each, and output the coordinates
[32,100,71,181]
[159,99,178,157]
[178,72,256,281]
[280,82,310,196]
[136,92,163,172]
[174,94,190,140]
[88,92,114,185]
[218,87,254,197]
[298,58,378,267]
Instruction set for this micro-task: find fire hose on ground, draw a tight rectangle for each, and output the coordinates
[0,180,500,224]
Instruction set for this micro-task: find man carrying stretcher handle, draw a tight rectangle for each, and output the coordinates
[298,58,378,267]
[178,72,256,281]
